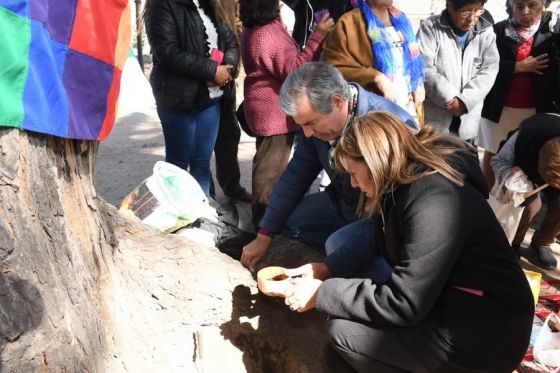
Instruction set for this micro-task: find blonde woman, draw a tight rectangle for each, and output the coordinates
[284,112,534,372]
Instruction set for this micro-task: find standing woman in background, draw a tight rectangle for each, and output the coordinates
[478,0,559,188]
[145,0,239,195]
[323,0,425,122]
[239,0,334,228]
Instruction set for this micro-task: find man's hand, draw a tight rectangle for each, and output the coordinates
[445,97,467,117]
[284,262,331,280]
[515,54,549,75]
[284,278,323,312]
[241,233,272,272]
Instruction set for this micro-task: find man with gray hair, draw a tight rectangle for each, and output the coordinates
[241,62,417,280]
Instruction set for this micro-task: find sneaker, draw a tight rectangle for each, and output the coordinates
[529,244,558,270]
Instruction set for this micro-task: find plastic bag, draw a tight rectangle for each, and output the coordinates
[534,313,560,368]
[488,170,533,243]
[175,198,256,259]
[119,161,215,233]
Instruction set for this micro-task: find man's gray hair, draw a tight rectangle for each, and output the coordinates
[279,62,352,116]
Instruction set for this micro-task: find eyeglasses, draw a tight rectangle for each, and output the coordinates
[459,8,485,18]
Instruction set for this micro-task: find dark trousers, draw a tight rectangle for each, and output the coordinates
[211,99,246,198]
[513,186,560,247]
[325,312,528,373]
[325,319,429,373]
[251,132,295,228]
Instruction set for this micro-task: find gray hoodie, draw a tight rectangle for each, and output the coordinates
[417,11,499,140]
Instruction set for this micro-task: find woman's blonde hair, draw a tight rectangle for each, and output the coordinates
[334,111,468,217]
[538,136,560,189]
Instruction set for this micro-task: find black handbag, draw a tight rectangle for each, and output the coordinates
[235,101,256,137]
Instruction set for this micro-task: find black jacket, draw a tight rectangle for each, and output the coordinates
[316,150,534,371]
[481,11,560,122]
[145,0,239,112]
[283,0,348,47]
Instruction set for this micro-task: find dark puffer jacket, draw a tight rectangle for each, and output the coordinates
[145,0,239,112]
[481,11,560,122]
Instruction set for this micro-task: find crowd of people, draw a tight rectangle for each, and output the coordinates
[144,0,559,371]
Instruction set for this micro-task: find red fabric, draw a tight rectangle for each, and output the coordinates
[504,38,536,108]
[98,67,122,140]
[258,227,276,239]
[69,0,128,65]
[241,20,325,137]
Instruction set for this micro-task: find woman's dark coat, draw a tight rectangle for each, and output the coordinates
[146,0,240,112]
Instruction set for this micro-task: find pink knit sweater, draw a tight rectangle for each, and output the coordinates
[241,20,325,137]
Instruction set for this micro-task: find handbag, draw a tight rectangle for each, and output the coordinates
[235,101,256,137]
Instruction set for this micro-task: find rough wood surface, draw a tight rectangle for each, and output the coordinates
[0,128,327,372]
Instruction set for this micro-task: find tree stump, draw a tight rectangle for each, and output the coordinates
[0,128,327,372]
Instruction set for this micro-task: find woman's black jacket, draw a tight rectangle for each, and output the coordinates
[145,0,239,112]
[481,11,560,122]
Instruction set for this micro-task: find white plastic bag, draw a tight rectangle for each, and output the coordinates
[119,161,216,233]
[488,170,533,243]
[534,313,560,368]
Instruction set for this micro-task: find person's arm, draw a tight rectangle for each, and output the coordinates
[241,132,323,271]
[259,132,324,233]
[220,21,240,77]
[316,178,468,326]
[457,31,500,113]
[257,22,329,81]
[416,19,460,108]
[491,132,518,185]
[145,0,217,81]
[323,11,384,90]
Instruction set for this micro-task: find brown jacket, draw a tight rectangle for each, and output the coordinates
[323,9,382,93]
[323,8,424,124]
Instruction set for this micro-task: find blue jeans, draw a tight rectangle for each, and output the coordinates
[157,100,221,195]
[324,217,392,283]
[283,191,392,283]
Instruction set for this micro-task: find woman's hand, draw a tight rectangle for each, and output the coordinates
[373,74,395,101]
[284,278,323,312]
[313,13,335,37]
[212,64,233,87]
[515,54,549,75]
[505,166,522,179]
[445,97,467,117]
[412,84,425,106]
[284,262,331,280]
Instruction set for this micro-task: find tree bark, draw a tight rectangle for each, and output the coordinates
[0,128,327,372]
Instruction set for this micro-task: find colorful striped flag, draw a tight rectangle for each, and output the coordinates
[0,0,131,140]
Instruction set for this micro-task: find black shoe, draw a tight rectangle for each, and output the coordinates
[529,244,558,270]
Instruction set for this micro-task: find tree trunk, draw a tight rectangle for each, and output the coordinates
[0,128,327,372]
